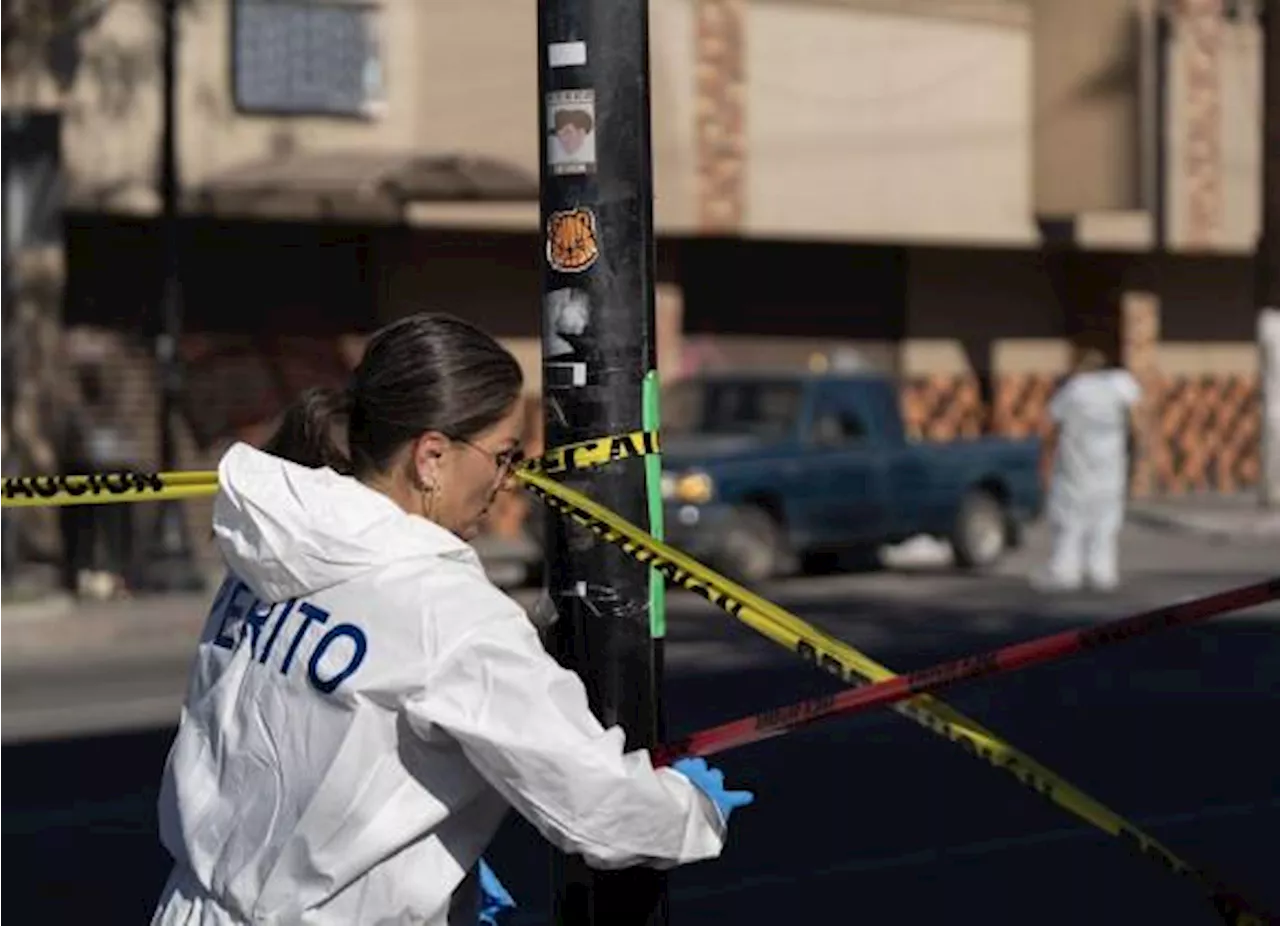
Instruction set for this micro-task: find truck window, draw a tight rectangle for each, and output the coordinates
[809,383,872,446]
[663,380,803,440]
[812,409,868,446]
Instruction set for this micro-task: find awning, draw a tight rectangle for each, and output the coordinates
[190,150,539,222]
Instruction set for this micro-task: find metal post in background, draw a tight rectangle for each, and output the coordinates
[537,0,668,923]
[2,113,23,587]
[143,0,203,591]
[1260,0,1280,508]
[1151,0,1171,250]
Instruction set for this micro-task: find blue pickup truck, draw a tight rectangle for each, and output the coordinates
[658,371,1043,582]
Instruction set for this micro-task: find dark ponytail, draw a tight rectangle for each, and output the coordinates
[261,386,354,474]
[261,313,523,478]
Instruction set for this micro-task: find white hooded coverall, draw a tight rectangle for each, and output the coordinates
[1043,368,1142,590]
[151,444,725,925]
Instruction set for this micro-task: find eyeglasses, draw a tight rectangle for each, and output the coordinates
[451,437,526,478]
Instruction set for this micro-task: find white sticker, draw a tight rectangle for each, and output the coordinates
[548,41,587,68]
[546,89,597,176]
[546,362,588,388]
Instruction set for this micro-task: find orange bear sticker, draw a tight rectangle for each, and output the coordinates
[546,207,600,273]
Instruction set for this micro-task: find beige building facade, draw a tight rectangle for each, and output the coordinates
[1,0,1267,516]
[5,1,1260,247]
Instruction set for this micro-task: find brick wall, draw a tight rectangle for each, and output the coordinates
[901,370,1262,495]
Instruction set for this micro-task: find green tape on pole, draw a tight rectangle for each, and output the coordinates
[642,369,666,638]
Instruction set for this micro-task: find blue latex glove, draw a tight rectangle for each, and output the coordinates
[671,757,755,824]
[477,858,516,925]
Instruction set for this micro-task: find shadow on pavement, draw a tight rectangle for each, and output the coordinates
[3,584,1277,925]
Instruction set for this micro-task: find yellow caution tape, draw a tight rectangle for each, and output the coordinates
[524,429,660,477]
[520,468,1273,925]
[0,430,662,510]
[0,470,220,507]
[4,429,1268,921]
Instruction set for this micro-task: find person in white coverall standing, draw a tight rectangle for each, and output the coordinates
[151,313,753,926]
[1035,346,1143,592]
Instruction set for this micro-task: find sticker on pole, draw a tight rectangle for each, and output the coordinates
[544,286,596,388]
[546,88,596,176]
[547,41,587,69]
[546,206,600,273]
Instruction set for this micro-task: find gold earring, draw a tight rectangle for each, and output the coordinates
[421,480,439,519]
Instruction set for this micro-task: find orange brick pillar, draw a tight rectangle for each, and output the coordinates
[695,0,747,232]
[655,282,684,382]
[1120,290,1162,498]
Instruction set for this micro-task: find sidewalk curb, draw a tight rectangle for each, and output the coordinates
[1,592,77,623]
[1127,508,1280,543]
[2,591,209,670]
[3,627,203,674]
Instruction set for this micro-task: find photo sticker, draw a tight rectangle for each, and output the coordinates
[546,207,600,273]
[544,287,592,359]
[544,287,595,388]
[546,88,596,176]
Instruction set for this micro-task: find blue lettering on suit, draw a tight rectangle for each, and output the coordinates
[207,577,368,695]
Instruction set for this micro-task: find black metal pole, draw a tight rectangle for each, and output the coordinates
[1261,0,1279,308]
[1153,1,1170,251]
[159,0,180,473]
[1,113,20,587]
[144,0,203,591]
[1259,0,1280,507]
[0,115,9,443]
[537,1,668,924]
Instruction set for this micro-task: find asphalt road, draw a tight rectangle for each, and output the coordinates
[3,522,1278,925]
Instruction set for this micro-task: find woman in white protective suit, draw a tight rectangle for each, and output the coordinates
[1034,346,1143,592]
[150,312,752,926]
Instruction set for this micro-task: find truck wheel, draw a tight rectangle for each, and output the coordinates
[719,506,792,584]
[951,490,1008,570]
